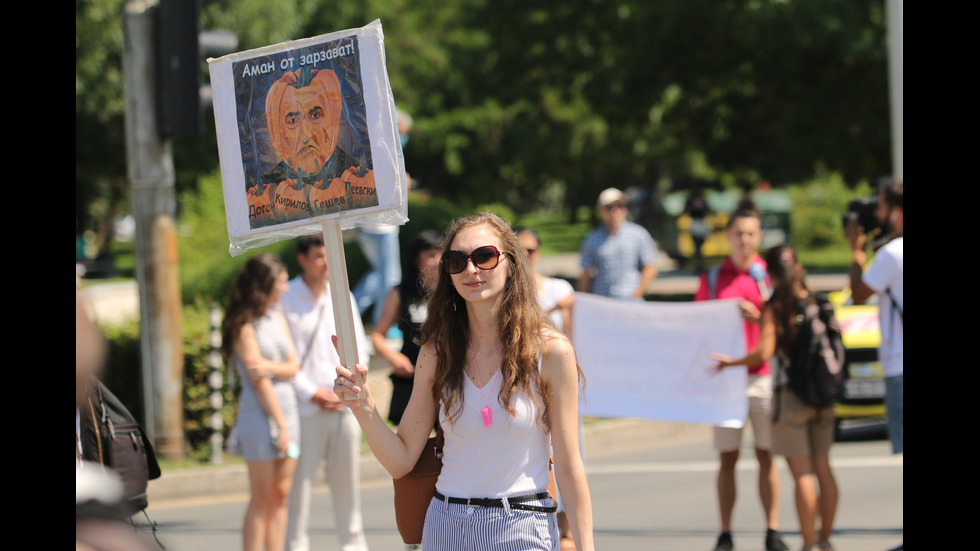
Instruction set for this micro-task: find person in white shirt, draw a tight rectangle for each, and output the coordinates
[516,227,575,337]
[281,234,370,551]
[846,178,902,551]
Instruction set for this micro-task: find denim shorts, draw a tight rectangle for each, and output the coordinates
[421,493,559,551]
[885,374,903,454]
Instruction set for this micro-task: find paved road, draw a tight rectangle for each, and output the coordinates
[143,423,901,551]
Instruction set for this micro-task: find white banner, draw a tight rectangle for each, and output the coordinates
[572,293,749,427]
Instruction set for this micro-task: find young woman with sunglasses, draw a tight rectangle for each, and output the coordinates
[335,212,594,551]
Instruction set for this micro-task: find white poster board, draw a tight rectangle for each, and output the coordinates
[572,293,750,427]
[209,19,408,256]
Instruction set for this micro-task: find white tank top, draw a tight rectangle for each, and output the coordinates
[435,366,552,498]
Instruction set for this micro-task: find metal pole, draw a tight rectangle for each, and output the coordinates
[887,0,903,181]
[209,304,224,464]
[122,0,185,460]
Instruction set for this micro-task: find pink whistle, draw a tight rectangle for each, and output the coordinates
[481,406,493,427]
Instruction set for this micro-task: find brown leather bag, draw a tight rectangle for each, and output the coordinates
[392,427,444,545]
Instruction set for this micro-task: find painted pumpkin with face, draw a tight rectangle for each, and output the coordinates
[265,68,343,176]
[309,177,348,215]
[246,183,276,228]
[342,166,379,210]
[273,179,312,223]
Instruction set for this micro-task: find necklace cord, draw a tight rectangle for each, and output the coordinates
[470,343,503,427]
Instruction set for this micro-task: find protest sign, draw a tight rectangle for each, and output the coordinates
[572,293,749,427]
[209,20,407,394]
[209,19,408,256]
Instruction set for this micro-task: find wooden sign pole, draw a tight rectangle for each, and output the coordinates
[322,220,365,399]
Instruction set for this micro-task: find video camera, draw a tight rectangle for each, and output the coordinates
[841,195,879,234]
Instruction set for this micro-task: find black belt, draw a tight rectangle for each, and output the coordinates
[433,491,557,513]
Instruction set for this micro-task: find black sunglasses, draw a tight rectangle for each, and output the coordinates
[442,245,503,274]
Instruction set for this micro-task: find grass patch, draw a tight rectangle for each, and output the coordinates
[109,239,137,279]
[514,207,593,255]
[798,245,852,272]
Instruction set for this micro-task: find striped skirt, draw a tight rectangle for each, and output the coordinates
[421,494,559,550]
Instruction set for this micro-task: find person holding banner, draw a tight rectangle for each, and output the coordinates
[711,244,840,551]
[695,207,789,551]
[221,254,301,551]
[335,212,594,551]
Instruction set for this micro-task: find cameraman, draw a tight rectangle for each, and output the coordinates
[846,178,903,456]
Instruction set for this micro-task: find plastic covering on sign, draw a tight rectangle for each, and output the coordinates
[208,19,408,256]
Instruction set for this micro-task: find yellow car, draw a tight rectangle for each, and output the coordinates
[829,290,888,435]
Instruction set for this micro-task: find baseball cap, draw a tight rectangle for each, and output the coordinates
[597,187,625,208]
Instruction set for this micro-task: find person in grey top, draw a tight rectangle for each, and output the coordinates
[222,253,300,551]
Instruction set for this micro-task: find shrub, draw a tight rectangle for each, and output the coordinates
[100,319,143,422]
[180,299,237,462]
[788,171,874,251]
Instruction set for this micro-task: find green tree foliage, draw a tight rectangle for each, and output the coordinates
[789,169,874,250]
[78,0,893,259]
[379,0,891,214]
[76,0,128,255]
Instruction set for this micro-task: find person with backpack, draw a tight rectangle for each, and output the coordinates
[76,290,162,550]
[711,244,842,551]
[695,206,789,551]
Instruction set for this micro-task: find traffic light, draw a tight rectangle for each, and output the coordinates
[157,0,237,137]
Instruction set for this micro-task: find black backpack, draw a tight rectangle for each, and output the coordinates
[776,294,845,420]
[79,377,162,517]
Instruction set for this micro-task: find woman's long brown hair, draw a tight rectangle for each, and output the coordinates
[421,212,580,429]
[220,253,286,362]
[764,244,809,358]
